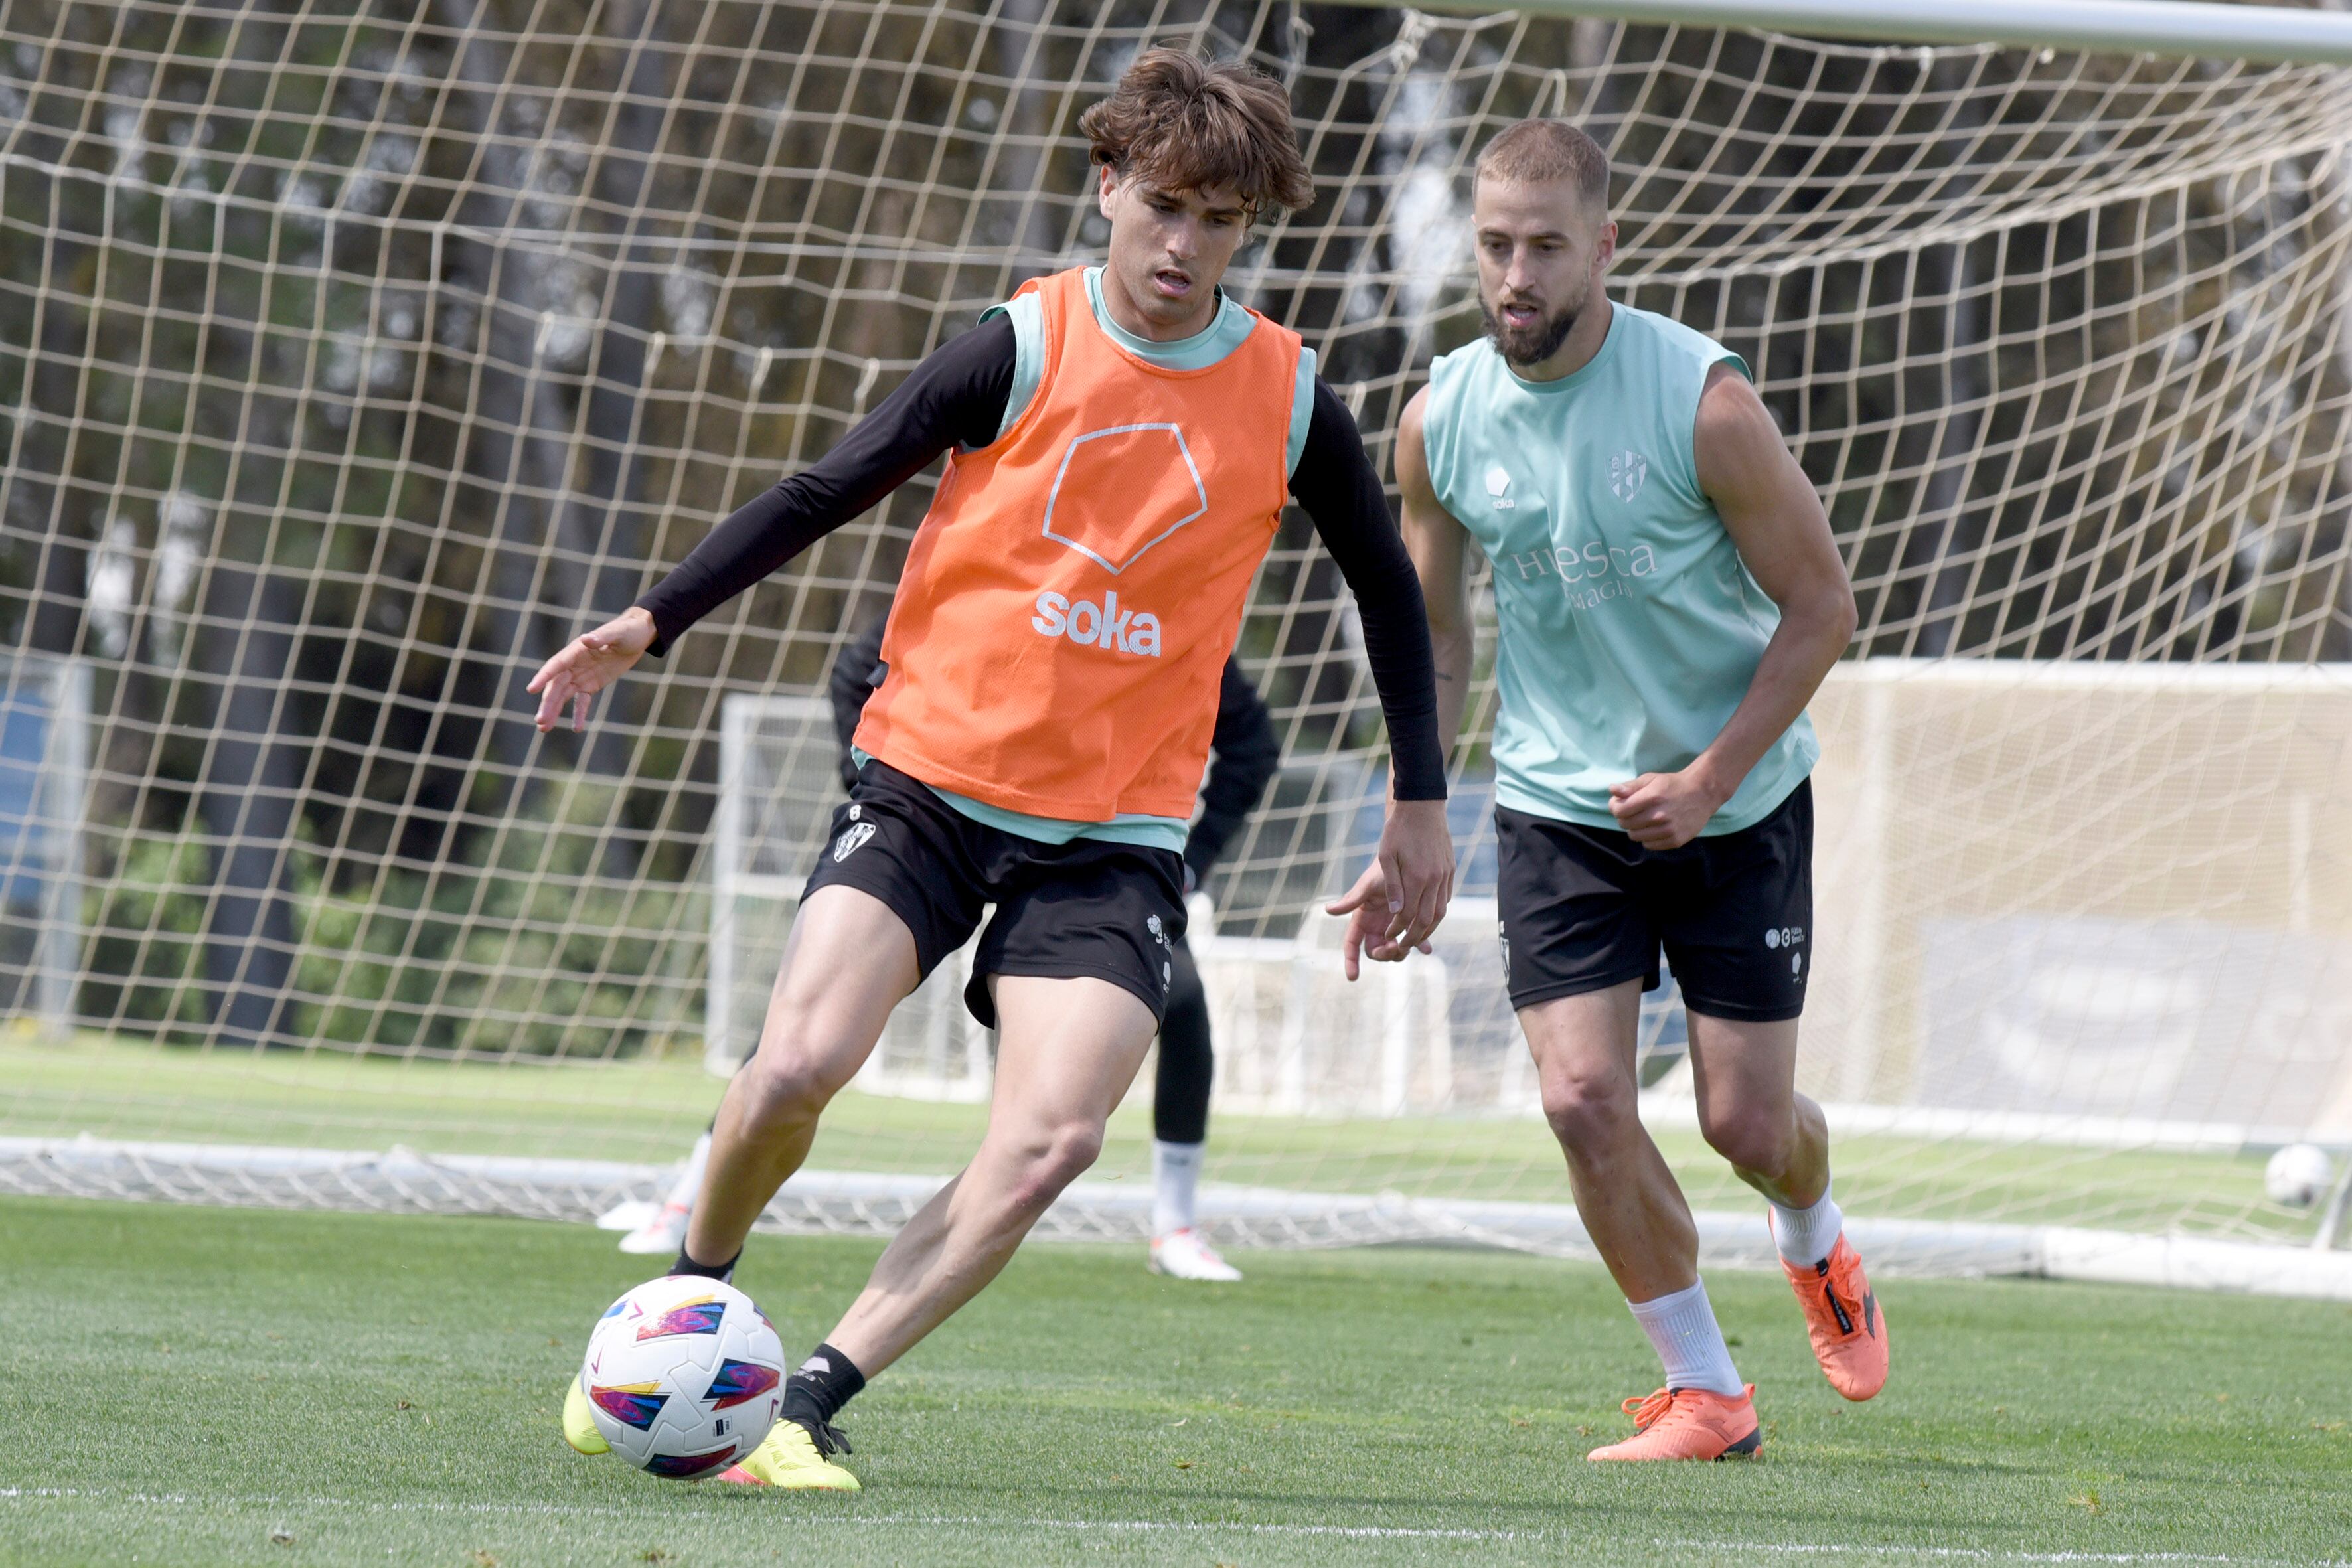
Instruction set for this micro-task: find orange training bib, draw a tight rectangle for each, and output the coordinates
[854,268,1301,821]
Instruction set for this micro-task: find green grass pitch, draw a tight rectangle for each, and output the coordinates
[5,1196,2350,1565]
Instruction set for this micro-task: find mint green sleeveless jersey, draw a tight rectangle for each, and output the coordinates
[1423,303,1817,836]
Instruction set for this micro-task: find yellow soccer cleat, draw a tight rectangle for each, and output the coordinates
[720,1417,861,1491]
[562,1374,611,1456]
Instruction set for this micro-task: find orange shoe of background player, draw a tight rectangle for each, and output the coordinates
[1585,1385,1761,1462]
[1781,1231,1888,1401]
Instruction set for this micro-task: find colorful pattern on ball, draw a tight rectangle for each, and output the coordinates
[643,1446,742,1480]
[705,1359,781,1411]
[635,1298,726,1341]
[588,1381,667,1431]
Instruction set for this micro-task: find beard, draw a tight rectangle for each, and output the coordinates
[1480,293,1581,368]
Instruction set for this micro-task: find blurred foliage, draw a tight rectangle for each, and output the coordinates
[81,769,702,1056]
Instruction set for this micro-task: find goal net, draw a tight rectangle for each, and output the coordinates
[5,0,2351,1294]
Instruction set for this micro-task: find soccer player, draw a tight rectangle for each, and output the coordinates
[532,50,1452,1489]
[1363,119,1875,1462]
[605,615,1282,1283]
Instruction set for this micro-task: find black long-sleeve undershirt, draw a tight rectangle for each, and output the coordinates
[637,317,1445,800]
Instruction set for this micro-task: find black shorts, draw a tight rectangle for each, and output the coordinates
[801,760,1186,1029]
[1494,781,1812,1023]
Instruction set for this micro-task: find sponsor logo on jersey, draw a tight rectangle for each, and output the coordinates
[1031,589,1162,657]
[1041,423,1209,574]
[1506,540,1659,611]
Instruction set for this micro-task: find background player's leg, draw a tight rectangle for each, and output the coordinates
[684,885,922,1267]
[1522,979,1698,1302]
[1153,938,1214,1149]
[1150,940,1239,1279]
[613,1125,712,1255]
[821,974,1157,1376]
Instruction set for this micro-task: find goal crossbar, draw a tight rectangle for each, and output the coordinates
[1327,0,2352,66]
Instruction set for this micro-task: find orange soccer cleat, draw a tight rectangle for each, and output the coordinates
[1585,1385,1761,1462]
[1780,1231,1888,1401]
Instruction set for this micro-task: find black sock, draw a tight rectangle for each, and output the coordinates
[782,1342,866,1433]
[668,1245,740,1283]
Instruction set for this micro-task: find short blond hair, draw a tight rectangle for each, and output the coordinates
[1475,119,1610,214]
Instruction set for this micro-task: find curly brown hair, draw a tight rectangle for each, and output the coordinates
[1079,48,1314,220]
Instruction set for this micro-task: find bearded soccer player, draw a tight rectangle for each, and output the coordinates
[1362,119,1872,1462]
[529,51,1452,1490]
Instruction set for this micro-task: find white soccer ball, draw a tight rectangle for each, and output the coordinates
[2263,1143,2337,1210]
[579,1275,785,1479]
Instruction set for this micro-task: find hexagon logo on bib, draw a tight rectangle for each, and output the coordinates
[1041,423,1208,574]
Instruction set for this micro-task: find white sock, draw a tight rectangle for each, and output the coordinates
[1152,1140,1204,1237]
[663,1131,712,1215]
[1770,1181,1843,1267]
[1626,1279,1745,1397]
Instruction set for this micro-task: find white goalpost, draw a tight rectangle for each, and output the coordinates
[5,0,2352,1298]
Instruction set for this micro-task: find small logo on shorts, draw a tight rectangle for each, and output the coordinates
[1498,924,1511,971]
[832,821,877,862]
[1764,925,1804,950]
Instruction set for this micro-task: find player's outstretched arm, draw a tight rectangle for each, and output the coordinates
[1288,379,1454,976]
[1607,365,1856,849]
[523,317,1018,732]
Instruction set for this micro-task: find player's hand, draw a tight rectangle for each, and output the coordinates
[1326,862,1422,979]
[526,607,657,732]
[1608,765,1727,850]
[1325,797,1453,979]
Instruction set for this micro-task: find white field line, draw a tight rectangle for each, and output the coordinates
[3,1489,2345,1564]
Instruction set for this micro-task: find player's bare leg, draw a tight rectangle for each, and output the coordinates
[568,885,917,1480]
[686,886,922,1267]
[1522,980,1698,1302]
[1688,1010,1885,1401]
[1684,1012,1825,1212]
[720,975,1156,1488]
[823,974,1157,1374]
[1523,981,1759,1460]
